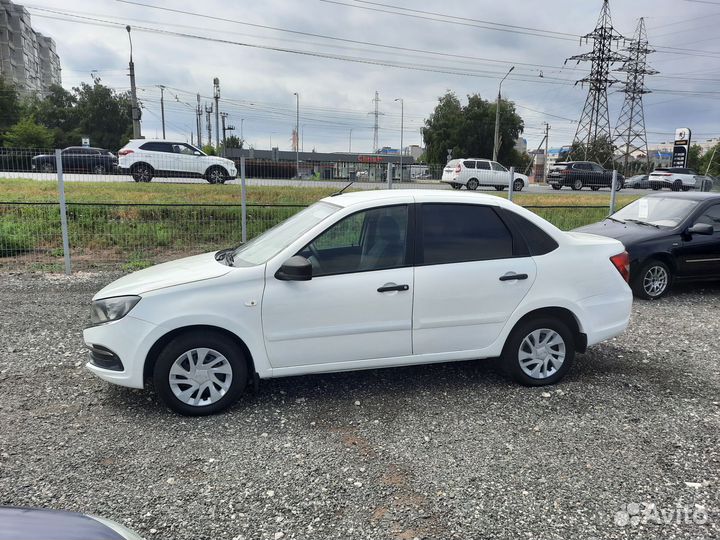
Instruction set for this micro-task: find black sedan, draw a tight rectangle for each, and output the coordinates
[574,192,720,299]
[31,147,118,174]
[0,506,144,540]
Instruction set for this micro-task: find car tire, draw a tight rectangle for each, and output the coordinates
[131,163,154,183]
[681,186,691,192]
[551,184,562,190]
[451,183,462,190]
[153,330,248,416]
[651,185,661,190]
[590,186,600,191]
[512,179,524,192]
[40,162,55,173]
[206,166,228,184]
[494,186,505,191]
[632,259,671,300]
[502,317,575,386]
[672,179,682,192]
[92,164,106,175]
[571,179,583,191]
[466,178,479,191]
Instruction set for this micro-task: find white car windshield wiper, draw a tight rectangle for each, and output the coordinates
[625,218,659,228]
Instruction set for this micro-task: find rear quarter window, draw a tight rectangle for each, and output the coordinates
[500,209,559,256]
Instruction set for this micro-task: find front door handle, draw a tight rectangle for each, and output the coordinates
[377,284,410,293]
[499,273,528,282]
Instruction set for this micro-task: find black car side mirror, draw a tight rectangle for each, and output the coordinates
[688,223,714,236]
[275,256,312,281]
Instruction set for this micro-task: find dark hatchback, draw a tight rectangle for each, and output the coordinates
[0,506,144,540]
[31,147,118,174]
[574,192,720,299]
[548,161,625,191]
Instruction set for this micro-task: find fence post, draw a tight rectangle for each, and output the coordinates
[240,155,247,243]
[55,149,71,275]
[508,166,515,202]
[386,162,393,189]
[609,169,618,215]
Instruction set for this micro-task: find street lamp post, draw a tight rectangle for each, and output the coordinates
[293,92,300,178]
[493,66,514,162]
[349,128,352,153]
[126,26,141,139]
[395,98,404,182]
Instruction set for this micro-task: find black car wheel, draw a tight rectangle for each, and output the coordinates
[571,179,583,191]
[551,184,562,190]
[40,162,55,173]
[590,186,600,191]
[92,164,106,175]
[671,179,683,192]
[633,259,671,300]
[131,164,153,183]
[682,186,691,192]
[206,166,228,184]
[512,179,524,192]
[495,186,505,191]
[451,183,462,190]
[466,178,479,191]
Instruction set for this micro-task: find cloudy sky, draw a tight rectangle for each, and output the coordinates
[26,0,720,154]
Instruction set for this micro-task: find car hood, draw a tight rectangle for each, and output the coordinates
[93,251,232,299]
[573,219,669,245]
[0,506,132,540]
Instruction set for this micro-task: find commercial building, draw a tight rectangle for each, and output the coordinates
[0,0,61,95]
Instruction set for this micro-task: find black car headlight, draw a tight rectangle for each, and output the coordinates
[90,296,140,326]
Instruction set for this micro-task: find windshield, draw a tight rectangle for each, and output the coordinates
[612,197,698,228]
[232,201,340,266]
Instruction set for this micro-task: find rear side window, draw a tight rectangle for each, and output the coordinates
[140,142,174,153]
[463,160,475,169]
[574,163,592,170]
[418,204,513,265]
[476,161,491,170]
[500,209,559,256]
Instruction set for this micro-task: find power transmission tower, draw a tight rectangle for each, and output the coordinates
[205,103,214,147]
[613,17,657,174]
[368,91,384,153]
[567,0,625,165]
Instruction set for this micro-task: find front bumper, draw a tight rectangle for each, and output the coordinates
[83,315,163,389]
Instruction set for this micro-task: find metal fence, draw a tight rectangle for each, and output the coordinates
[0,147,621,272]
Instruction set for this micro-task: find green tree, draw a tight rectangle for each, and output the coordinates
[24,84,79,148]
[4,116,54,148]
[0,77,21,137]
[699,143,720,177]
[561,136,615,167]
[72,80,133,150]
[422,91,524,165]
[687,144,703,172]
[202,144,217,156]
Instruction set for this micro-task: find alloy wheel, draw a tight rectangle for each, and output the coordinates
[643,265,668,298]
[518,328,566,380]
[169,347,234,407]
[209,168,225,184]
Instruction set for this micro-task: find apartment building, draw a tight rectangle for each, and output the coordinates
[0,0,61,96]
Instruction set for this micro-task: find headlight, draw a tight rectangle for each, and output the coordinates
[90,296,140,326]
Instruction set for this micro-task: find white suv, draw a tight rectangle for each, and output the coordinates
[648,167,711,192]
[442,158,528,191]
[118,139,238,184]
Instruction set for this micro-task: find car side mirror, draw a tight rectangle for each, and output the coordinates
[275,256,312,281]
[194,151,202,156]
[688,223,713,236]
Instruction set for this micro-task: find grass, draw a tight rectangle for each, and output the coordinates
[0,178,642,270]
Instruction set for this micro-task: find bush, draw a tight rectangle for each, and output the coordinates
[0,220,33,256]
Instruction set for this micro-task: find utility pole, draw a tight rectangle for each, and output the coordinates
[196,93,202,148]
[213,78,220,151]
[567,0,625,165]
[157,85,166,139]
[493,66,514,162]
[368,91,383,153]
[220,112,235,156]
[205,103,213,147]
[126,26,141,139]
[240,118,244,141]
[613,17,657,174]
[543,123,550,183]
[349,128,352,153]
[395,98,404,181]
[293,92,299,178]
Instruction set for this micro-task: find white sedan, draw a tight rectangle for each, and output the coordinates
[84,190,633,415]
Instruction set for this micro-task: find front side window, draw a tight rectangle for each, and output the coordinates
[419,204,513,265]
[491,161,507,172]
[299,205,409,276]
[695,205,720,233]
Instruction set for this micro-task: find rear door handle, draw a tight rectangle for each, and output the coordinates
[499,273,528,281]
[377,284,410,293]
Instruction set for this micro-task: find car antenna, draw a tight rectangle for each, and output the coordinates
[331,180,355,196]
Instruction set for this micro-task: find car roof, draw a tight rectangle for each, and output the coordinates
[128,139,192,144]
[0,507,125,540]
[322,189,509,208]
[645,192,720,201]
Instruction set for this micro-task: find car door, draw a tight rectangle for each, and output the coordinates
[589,162,605,186]
[490,161,510,187]
[475,160,493,186]
[60,148,79,171]
[676,203,720,278]
[412,203,537,355]
[170,143,200,177]
[262,204,414,369]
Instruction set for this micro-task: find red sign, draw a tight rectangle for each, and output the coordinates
[357,155,384,163]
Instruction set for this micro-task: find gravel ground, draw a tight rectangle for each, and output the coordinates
[0,272,718,540]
